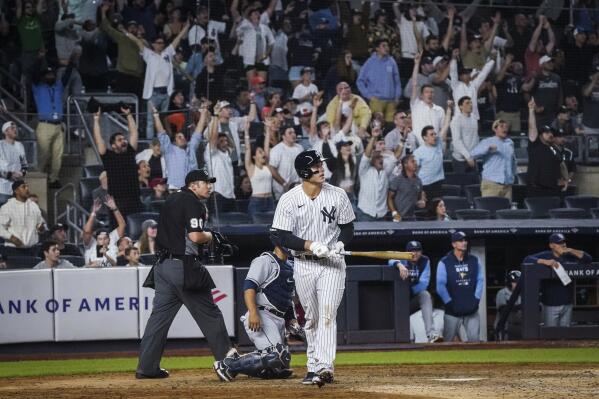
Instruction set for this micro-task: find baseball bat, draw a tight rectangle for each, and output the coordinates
[340,250,414,260]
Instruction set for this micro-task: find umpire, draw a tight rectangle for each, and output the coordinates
[136,169,233,379]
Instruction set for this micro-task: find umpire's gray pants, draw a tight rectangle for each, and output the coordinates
[137,259,231,374]
[542,304,573,327]
[410,291,434,337]
[443,312,480,343]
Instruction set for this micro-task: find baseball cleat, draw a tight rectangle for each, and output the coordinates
[316,368,334,384]
[428,333,444,343]
[312,374,325,388]
[213,360,233,382]
[301,372,315,385]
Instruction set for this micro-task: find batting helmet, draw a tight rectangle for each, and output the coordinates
[294,150,327,179]
[507,270,521,284]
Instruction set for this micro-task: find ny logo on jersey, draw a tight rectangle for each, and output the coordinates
[321,206,337,224]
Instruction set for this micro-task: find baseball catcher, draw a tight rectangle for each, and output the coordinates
[213,230,305,381]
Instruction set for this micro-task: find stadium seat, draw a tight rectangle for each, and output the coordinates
[140,254,158,265]
[443,173,480,187]
[0,193,12,206]
[464,184,481,204]
[79,177,100,210]
[7,256,42,269]
[564,195,599,215]
[441,184,462,197]
[126,212,160,240]
[517,172,527,185]
[252,211,275,224]
[591,208,599,219]
[235,199,250,213]
[455,209,491,220]
[82,164,104,178]
[441,196,471,219]
[473,196,511,217]
[61,255,85,267]
[149,200,165,212]
[0,246,39,258]
[140,187,153,199]
[495,209,532,219]
[548,208,587,219]
[524,197,561,219]
[214,212,252,225]
[511,184,527,208]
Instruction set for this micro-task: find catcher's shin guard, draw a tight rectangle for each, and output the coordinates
[223,344,292,379]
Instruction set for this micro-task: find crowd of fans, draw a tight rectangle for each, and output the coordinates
[0,0,598,268]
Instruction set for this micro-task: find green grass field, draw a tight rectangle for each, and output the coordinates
[1,348,598,379]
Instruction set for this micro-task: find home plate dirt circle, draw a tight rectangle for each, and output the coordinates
[0,363,597,399]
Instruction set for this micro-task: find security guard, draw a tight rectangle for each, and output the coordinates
[136,169,234,380]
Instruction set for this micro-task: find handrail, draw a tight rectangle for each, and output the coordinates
[0,86,26,112]
[70,97,102,164]
[53,183,76,224]
[0,66,23,86]
[0,99,34,135]
[104,112,129,131]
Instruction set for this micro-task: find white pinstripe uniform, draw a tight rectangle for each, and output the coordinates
[272,183,355,373]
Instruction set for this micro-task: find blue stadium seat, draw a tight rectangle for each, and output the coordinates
[564,195,599,215]
[252,212,275,224]
[83,165,104,178]
[524,197,561,219]
[548,208,587,219]
[140,254,158,265]
[442,196,471,219]
[214,212,252,225]
[495,209,532,219]
[61,255,85,267]
[79,177,100,210]
[455,209,491,220]
[464,184,481,205]
[7,256,42,269]
[473,196,511,217]
[441,184,462,197]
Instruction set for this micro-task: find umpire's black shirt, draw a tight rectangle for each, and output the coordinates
[156,187,207,256]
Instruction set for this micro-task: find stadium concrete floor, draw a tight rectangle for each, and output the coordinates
[0,363,597,398]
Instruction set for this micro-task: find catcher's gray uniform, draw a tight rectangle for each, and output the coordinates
[241,252,295,350]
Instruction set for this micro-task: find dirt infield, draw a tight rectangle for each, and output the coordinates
[0,363,597,399]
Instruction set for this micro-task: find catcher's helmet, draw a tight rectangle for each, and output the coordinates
[507,270,521,284]
[294,150,327,179]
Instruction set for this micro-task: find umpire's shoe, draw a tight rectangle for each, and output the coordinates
[135,368,170,379]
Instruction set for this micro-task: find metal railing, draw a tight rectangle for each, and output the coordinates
[0,67,27,120]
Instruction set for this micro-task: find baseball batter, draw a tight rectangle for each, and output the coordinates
[271,149,355,386]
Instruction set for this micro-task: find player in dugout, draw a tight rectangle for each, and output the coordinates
[523,233,592,328]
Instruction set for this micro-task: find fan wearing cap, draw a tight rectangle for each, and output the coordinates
[325,81,372,138]
[523,233,591,327]
[152,101,208,189]
[47,223,82,256]
[526,98,568,197]
[0,180,45,253]
[551,105,582,137]
[81,195,126,267]
[357,38,402,122]
[459,15,495,71]
[524,16,555,78]
[234,5,275,83]
[0,121,27,196]
[206,99,257,168]
[125,18,190,139]
[188,6,226,54]
[562,27,595,88]
[356,125,389,221]
[342,5,370,63]
[388,241,442,343]
[137,169,234,380]
[403,55,434,100]
[367,8,400,63]
[308,96,338,179]
[581,66,599,134]
[143,177,169,211]
[136,138,166,180]
[494,270,522,340]
[436,231,485,343]
[530,54,562,126]
[99,4,144,97]
[31,54,74,189]
[137,219,158,254]
[292,67,319,108]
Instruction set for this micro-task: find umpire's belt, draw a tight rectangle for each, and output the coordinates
[164,253,185,261]
[258,306,285,318]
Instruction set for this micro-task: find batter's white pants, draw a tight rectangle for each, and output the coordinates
[294,258,345,373]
